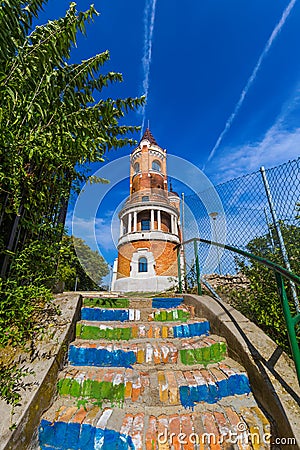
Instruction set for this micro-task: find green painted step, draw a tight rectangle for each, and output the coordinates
[76,319,210,341]
[83,298,130,308]
[58,378,124,407]
[180,341,227,365]
[149,308,191,322]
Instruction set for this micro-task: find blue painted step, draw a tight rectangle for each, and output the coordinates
[68,344,136,368]
[81,308,140,322]
[152,297,183,309]
[39,419,134,449]
[179,372,251,409]
[173,321,210,337]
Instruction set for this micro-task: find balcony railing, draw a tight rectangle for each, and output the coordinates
[124,188,179,206]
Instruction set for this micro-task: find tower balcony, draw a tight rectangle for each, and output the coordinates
[118,203,181,244]
[123,188,179,208]
[117,229,180,248]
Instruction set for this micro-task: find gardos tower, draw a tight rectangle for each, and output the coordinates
[112,128,181,292]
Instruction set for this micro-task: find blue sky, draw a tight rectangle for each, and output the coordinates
[35,0,300,270]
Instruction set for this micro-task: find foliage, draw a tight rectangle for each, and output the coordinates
[0,0,143,338]
[224,222,300,354]
[0,2,143,405]
[6,233,109,292]
[0,362,33,407]
[0,0,144,277]
[57,235,109,290]
[0,234,108,345]
[0,279,53,346]
[8,238,62,288]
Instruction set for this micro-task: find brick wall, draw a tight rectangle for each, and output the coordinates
[117,241,178,278]
[130,143,167,194]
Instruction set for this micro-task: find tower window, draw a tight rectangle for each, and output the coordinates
[141,219,150,230]
[152,160,161,172]
[142,196,149,202]
[138,257,148,272]
[134,162,140,173]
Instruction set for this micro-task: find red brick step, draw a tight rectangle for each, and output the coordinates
[39,403,271,450]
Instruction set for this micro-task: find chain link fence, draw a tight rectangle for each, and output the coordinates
[180,157,300,356]
[182,157,300,282]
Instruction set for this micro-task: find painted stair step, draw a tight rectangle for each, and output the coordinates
[148,304,194,322]
[68,336,227,367]
[151,297,183,309]
[39,407,139,450]
[82,297,154,309]
[180,337,227,366]
[76,319,210,341]
[83,298,130,308]
[81,307,141,322]
[81,304,194,323]
[39,404,270,449]
[146,409,252,450]
[83,297,184,310]
[57,363,250,408]
[57,367,149,405]
[163,365,251,408]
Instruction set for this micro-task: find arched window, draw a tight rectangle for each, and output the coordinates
[138,257,148,272]
[152,160,161,172]
[134,162,140,173]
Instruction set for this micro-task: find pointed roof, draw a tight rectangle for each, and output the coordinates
[140,128,158,146]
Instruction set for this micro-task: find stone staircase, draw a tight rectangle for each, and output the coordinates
[38,296,270,449]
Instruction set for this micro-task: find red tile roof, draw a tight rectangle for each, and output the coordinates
[140,128,158,145]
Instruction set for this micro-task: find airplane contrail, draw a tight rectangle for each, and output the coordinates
[140,0,158,136]
[206,0,297,164]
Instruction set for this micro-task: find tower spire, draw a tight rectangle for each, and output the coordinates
[140,127,158,145]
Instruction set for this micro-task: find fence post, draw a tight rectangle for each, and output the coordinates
[177,247,182,294]
[193,239,202,295]
[263,207,275,251]
[260,166,300,314]
[1,205,24,278]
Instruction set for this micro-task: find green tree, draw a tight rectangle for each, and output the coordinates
[0,1,144,277]
[57,235,109,291]
[0,1,144,350]
[229,222,300,353]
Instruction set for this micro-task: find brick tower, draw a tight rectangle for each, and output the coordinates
[112,128,181,292]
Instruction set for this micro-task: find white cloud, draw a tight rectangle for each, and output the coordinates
[209,123,300,182]
[140,0,158,134]
[206,0,297,164]
[65,214,118,254]
[205,80,300,182]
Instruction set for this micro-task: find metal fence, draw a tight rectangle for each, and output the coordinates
[182,157,300,287]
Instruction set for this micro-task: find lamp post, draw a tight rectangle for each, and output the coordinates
[109,264,113,292]
[74,276,78,292]
[209,212,221,275]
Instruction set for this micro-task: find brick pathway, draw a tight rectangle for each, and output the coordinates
[39,296,270,449]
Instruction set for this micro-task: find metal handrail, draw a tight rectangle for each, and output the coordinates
[174,237,300,385]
